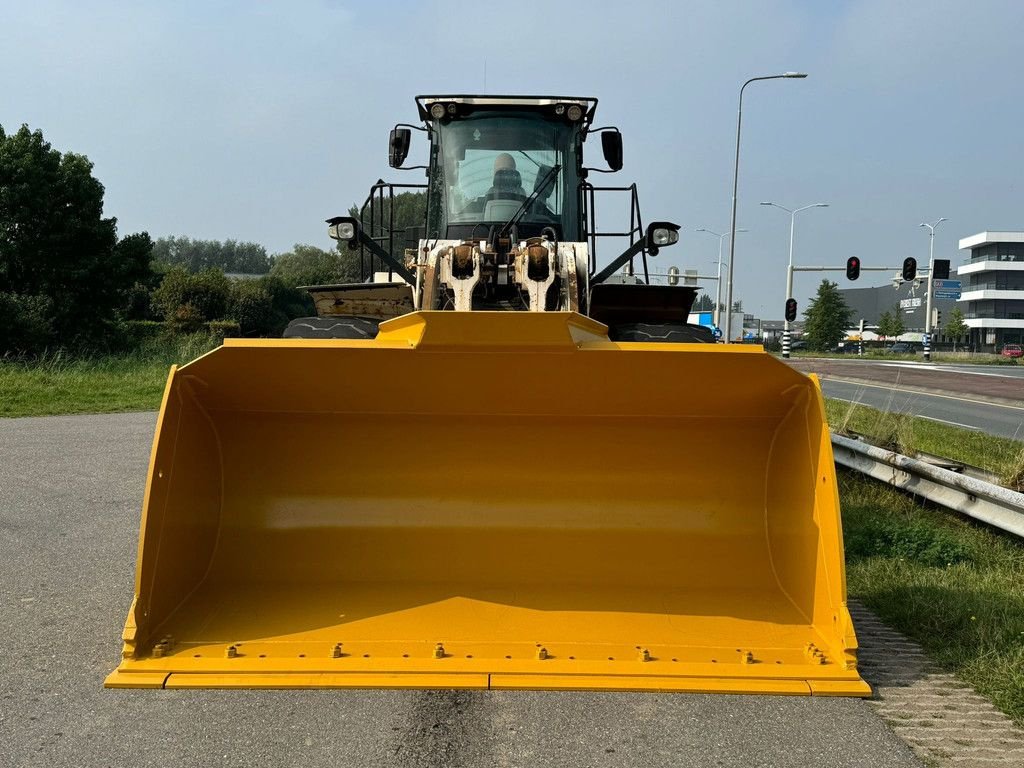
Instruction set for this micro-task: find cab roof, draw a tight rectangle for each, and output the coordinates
[415,94,598,126]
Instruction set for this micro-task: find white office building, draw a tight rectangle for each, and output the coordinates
[958,231,1024,349]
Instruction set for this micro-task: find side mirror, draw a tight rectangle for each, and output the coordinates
[601,130,623,172]
[389,128,411,168]
[645,221,680,256]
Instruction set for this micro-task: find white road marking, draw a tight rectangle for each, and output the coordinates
[822,379,1024,412]
[916,415,981,430]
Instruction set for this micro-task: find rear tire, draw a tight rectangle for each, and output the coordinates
[283,316,380,340]
[608,322,715,344]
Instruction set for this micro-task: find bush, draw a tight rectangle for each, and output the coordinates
[169,303,205,334]
[207,320,241,340]
[0,293,55,354]
[227,279,274,336]
[152,267,230,322]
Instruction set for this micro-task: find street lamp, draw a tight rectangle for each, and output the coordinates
[920,217,947,362]
[725,72,808,343]
[760,201,829,358]
[697,227,747,330]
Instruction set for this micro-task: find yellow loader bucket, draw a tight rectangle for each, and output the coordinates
[106,312,869,696]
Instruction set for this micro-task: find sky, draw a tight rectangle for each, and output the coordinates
[2,0,1022,318]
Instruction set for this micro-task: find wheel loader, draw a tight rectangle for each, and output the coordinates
[107,95,869,695]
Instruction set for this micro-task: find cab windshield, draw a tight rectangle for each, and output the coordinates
[433,113,581,240]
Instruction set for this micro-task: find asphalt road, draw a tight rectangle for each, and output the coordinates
[821,379,1024,440]
[0,412,923,768]
[788,358,1024,438]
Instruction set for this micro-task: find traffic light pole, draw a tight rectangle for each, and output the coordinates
[782,263,794,358]
[919,219,946,362]
[783,265,910,359]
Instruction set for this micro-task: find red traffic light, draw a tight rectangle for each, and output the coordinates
[846,256,861,280]
[785,298,798,322]
[902,257,917,281]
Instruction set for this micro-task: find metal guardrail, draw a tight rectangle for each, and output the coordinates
[831,432,1024,539]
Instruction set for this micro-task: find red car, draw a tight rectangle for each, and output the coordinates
[1001,343,1023,358]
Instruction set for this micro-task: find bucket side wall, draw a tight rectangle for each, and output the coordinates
[131,373,224,650]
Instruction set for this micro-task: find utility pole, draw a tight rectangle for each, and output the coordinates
[761,201,829,359]
[696,228,746,331]
[725,71,807,343]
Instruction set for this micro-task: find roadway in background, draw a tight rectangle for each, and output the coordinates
[820,379,1024,440]
[789,358,1024,439]
[0,412,922,768]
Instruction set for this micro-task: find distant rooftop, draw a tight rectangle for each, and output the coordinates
[958,231,1024,249]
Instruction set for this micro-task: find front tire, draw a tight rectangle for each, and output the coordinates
[283,316,380,340]
[608,322,715,344]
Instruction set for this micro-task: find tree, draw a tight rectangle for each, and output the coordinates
[152,236,271,274]
[269,244,361,287]
[802,280,853,351]
[944,307,969,352]
[877,306,905,342]
[693,293,715,312]
[0,124,152,350]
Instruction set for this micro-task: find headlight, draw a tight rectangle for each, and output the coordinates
[327,219,357,241]
[429,102,446,120]
[566,104,583,122]
[651,228,678,246]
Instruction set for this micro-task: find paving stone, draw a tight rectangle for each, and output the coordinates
[851,601,1024,767]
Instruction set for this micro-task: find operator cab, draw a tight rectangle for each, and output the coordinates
[412,96,597,243]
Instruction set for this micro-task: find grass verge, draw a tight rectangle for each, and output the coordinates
[841,471,1024,724]
[787,350,1018,365]
[826,397,1024,488]
[0,334,218,418]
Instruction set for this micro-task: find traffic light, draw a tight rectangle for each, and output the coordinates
[933,259,950,280]
[935,309,942,328]
[845,256,861,280]
[902,257,917,281]
[785,298,798,322]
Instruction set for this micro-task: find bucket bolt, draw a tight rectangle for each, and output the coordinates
[151,635,173,659]
[535,647,549,661]
[739,650,754,665]
[638,648,651,663]
[330,643,343,659]
[225,644,239,659]
[804,643,827,665]
[433,643,446,659]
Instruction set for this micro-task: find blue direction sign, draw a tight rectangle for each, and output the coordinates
[933,278,962,300]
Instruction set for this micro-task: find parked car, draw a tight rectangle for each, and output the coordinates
[887,342,918,355]
[1001,343,1023,359]
[831,344,860,354]
[789,340,809,351]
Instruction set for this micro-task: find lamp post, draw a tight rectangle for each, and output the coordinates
[760,201,829,358]
[697,227,747,330]
[920,217,947,362]
[725,72,808,343]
